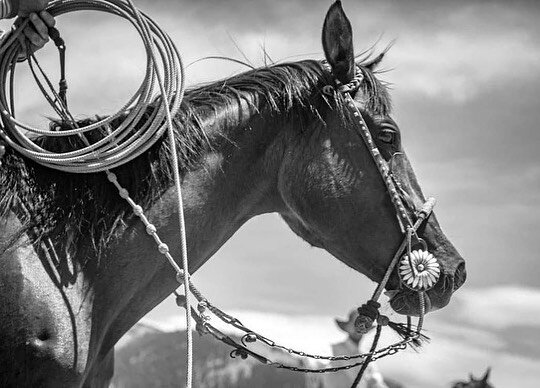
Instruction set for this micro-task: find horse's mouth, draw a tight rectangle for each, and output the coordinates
[384,258,466,317]
[387,288,433,316]
[386,278,454,316]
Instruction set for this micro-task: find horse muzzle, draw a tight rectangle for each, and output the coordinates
[388,257,466,316]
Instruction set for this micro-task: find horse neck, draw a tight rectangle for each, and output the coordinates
[94,89,291,351]
[168,95,288,267]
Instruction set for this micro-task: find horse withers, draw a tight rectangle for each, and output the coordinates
[0,1,465,386]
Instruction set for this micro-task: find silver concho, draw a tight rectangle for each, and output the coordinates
[399,250,440,291]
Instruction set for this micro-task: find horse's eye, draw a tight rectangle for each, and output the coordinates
[378,130,395,144]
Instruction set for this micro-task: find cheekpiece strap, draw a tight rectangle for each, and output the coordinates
[340,92,413,232]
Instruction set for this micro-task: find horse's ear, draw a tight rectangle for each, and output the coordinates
[322,1,355,84]
[482,367,491,382]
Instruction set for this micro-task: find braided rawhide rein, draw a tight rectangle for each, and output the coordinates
[173,281,423,374]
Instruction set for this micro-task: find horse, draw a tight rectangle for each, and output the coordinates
[0,1,466,386]
[452,368,494,388]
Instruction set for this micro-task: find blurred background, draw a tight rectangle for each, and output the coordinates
[2,0,540,386]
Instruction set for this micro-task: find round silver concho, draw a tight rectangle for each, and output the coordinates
[399,250,440,291]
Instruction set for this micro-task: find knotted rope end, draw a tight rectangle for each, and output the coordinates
[355,300,380,334]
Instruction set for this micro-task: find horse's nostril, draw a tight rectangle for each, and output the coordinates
[453,262,466,290]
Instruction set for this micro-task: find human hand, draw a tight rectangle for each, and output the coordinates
[15,11,55,55]
[15,0,49,17]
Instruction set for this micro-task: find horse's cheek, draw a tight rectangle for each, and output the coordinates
[282,160,339,231]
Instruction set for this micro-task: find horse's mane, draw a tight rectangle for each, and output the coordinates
[0,57,391,259]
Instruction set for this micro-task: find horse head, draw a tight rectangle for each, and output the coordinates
[278,1,466,316]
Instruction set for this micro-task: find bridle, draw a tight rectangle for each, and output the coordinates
[168,67,441,384]
[0,4,441,385]
[322,66,440,385]
[332,65,441,309]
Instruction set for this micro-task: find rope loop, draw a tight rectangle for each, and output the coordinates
[0,0,186,173]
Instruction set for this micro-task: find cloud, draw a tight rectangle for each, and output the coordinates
[418,159,540,208]
[5,0,540,122]
[446,286,540,330]
[161,0,540,104]
[381,3,540,103]
[158,0,540,103]
[388,31,540,103]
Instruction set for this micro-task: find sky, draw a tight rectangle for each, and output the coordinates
[2,0,540,386]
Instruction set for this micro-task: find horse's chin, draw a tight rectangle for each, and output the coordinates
[387,289,434,317]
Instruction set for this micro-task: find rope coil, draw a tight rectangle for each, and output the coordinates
[0,0,185,173]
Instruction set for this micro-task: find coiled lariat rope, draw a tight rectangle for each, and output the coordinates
[0,1,194,387]
[0,0,185,172]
